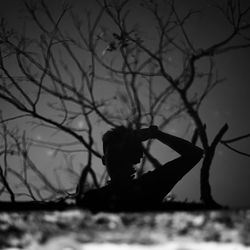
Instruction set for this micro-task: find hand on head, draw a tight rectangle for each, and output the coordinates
[102,125,158,166]
[102,125,159,182]
[135,125,158,142]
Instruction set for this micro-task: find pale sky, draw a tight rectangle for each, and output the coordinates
[0,0,250,207]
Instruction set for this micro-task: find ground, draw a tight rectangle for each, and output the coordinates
[0,208,250,249]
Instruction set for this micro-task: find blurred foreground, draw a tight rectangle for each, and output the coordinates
[0,209,250,249]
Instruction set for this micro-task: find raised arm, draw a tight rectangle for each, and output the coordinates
[136,126,203,159]
[155,130,203,158]
[135,126,204,202]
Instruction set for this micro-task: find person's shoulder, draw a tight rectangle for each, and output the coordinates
[84,185,111,197]
[135,170,157,186]
[78,185,112,210]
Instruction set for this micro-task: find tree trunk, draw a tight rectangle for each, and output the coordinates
[200,124,229,208]
[200,150,220,207]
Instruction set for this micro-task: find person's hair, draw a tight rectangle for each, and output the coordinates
[102,126,143,165]
[102,126,131,152]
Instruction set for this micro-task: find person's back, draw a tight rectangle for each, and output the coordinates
[77,126,203,212]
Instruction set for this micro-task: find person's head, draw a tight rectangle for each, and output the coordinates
[102,126,143,181]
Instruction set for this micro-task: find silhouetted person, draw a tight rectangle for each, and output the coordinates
[77,126,203,211]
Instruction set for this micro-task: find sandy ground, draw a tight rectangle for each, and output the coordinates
[1,209,250,249]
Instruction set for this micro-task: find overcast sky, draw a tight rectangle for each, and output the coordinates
[0,0,250,208]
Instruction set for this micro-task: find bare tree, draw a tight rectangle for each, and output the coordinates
[0,0,249,207]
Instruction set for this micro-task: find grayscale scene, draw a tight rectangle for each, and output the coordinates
[0,0,250,249]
